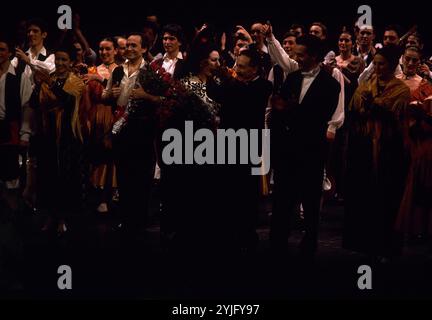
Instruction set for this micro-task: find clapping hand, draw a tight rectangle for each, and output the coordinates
[34,68,52,86]
[15,47,30,65]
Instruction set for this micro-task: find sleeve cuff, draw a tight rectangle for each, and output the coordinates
[20,133,31,142]
[266,34,276,44]
[327,125,337,134]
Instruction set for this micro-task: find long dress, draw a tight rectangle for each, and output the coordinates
[31,72,85,219]
[395,74,432,237]
[332,55,365,198]
[343,75,411,257]
[81,64,118,195]
[160,75,221,249]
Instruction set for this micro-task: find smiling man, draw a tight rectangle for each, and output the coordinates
[103,33,157,241]
[355,25,376,67]
[150,24,185,80]
[12,18,55,85]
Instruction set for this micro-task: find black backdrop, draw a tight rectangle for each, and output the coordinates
[2,0,431,56]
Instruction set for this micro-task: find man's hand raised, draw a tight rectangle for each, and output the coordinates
[15,48,30,65]
[261,23,273,38]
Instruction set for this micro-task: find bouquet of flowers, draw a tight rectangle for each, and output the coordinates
[112,63,173,135]
[112,61,218,135]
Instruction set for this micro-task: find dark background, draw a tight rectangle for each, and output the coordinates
[1,0,431,56]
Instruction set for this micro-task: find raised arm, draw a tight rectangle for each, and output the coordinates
[263,24,298,75]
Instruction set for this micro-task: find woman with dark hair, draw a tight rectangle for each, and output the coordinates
[336,30,365,92]
[395,46,432,245]
[80,37,118,214]
[181,44,221,127]
[331,30,365,201]
[344,45,411,261]
[28,44,85,234]
[160,44,222,251]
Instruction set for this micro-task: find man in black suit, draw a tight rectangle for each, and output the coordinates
[208,49,272,251]
[270,35,340,256]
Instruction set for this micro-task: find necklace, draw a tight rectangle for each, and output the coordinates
[103,61,115,69]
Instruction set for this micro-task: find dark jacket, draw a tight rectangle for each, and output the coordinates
[271,68,340,170]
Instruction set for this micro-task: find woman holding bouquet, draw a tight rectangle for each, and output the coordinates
[181,43,221,128]
[161,43,224,250]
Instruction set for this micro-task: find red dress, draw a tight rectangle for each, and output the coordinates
[395,76,432,236]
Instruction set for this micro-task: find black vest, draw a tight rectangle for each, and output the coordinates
[272,64,285,95]
[4,72,21,122]
[151,57,185,80]
[15,51,49,79]
[0,70,21,143]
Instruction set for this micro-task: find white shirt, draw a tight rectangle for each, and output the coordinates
[299,66,321,104]
[103,58,147,107]
[260,44,269,54]
[162,52,183,76]
[266,34,299,74]
[327,68,345,133]
[0,62,33,141]
[11,47,55,86]
[266,33,344,133]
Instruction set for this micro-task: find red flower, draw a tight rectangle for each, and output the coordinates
[162,72,172,83]
[150,61,160,72]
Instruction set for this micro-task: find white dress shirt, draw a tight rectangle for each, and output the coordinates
[327,68,345,133]
[103,58,147,107]
[11,47,55,86]
[299,66,321,104]
[266,33,344,132]
[162,51,183,76]
[0,62,33,141]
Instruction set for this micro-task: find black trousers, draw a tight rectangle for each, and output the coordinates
[113,119,155,234]
[29,134,83,220]
[270,159,324,251]
[223,166,260,249]
[0,145,20,182]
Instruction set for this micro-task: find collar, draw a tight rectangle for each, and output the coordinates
[26,46,47,59]
[357,45,373,56]
[123,58,146,70]
[241,75,260,85]
[301,65,321,78]
[7,62,16,76]
[163,51,183,61]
